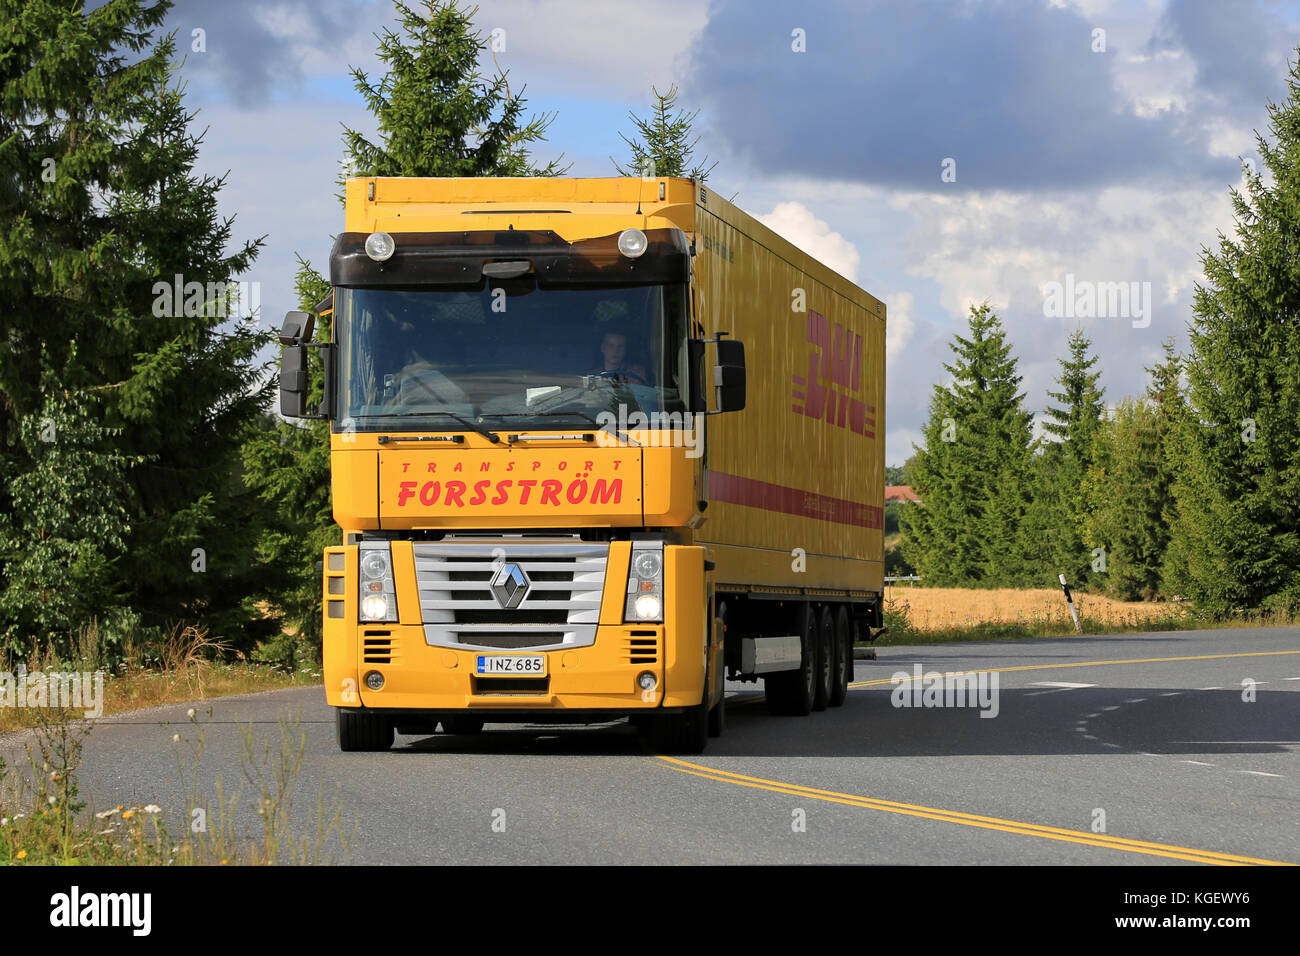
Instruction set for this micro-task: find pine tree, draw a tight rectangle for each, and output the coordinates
[1035,329,1106,587]
[340,0,565,182]
[901,304,1037,587]
[612,84,717,182]
[1164,62,1300,616]
[1,1,274,654]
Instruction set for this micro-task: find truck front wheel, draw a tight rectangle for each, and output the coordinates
[337,709,394,752]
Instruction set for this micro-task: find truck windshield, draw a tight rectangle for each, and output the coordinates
[334,281,690,432]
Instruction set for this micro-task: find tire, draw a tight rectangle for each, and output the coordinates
[829,605,851,707]
[336,709,394,752]
[441,715,485,735]
[643,609,714,754]
[813,605,834,711]
[766,604,816,716]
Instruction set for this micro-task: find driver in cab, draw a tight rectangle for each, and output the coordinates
[592,331,648,386]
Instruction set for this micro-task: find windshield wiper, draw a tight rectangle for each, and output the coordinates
[487,411,640,446]
[371,410,502,444]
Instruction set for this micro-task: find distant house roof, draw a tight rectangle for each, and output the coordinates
[885,485,920,503]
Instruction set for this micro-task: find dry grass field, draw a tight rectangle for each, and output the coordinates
[882,585,1188,635]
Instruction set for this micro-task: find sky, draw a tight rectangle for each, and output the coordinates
[156,0,1300,465]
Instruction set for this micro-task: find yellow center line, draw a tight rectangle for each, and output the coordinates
[654,756,1294,866]
[849,649,1300,688]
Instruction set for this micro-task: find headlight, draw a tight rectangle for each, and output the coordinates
[361,595,390,620]
[625,541,664,622]
[633,594,662,619]
[632,551,662,579]
[360,550,389,579]
[358,542,397,622]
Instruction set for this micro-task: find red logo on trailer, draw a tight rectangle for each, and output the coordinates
[790,310,875,436]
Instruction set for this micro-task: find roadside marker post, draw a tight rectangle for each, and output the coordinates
[1058,573,1081,633]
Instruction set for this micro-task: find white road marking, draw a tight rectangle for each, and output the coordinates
[1030,681,1097,689]
[1182,760,1215,766]
[1102,705,1121,711]
[1237,771,1283,778]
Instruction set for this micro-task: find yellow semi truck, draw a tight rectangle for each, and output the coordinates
[279,176,886,754]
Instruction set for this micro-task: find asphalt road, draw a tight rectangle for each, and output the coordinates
[2,626,1297,865]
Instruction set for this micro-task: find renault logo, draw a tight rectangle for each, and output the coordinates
[490,563,530,609]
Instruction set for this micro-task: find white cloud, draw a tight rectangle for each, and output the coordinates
[756,201,861,284]
[884,291,915,366]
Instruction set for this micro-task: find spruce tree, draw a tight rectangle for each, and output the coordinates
[340,0,565,181]
[1036,329,1106,587]
[1080,399,1165,600]
[1,1,273,654]
[1165,62,1300,615]
[901,304,1037,587]
[612,84,717,182]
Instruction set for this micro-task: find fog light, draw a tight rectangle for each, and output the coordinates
[633,594,662,619]
[637,671,657,691]
[364,671,385,691]
[617,228,648,259]
[365,231,395,261]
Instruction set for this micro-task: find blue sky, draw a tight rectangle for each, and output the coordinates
[158,0,1300,465]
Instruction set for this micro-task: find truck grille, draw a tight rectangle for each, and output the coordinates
[413,541,608,650]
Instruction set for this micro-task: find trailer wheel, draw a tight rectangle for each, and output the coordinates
[813,605,834,711]
[441,716,485,735]
[336,709,394,752]
[829,605,851,707]
[766,603,816,716]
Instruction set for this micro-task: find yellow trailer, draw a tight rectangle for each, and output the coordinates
[279,176,885,754]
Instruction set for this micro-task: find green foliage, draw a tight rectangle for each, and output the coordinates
[1033,329,1106,587]
[1163,62,1300,616]
[0,391,142,657]
[1,2,274,656]
[1081,398,1168,600]
[900,303,1039,587]
[612,83,717,182]
[340,0,565,182]
[241,259,335,651]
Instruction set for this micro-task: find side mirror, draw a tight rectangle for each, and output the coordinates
[280,310,315,346]
[713,339,746,413]
[280,344,310,418]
